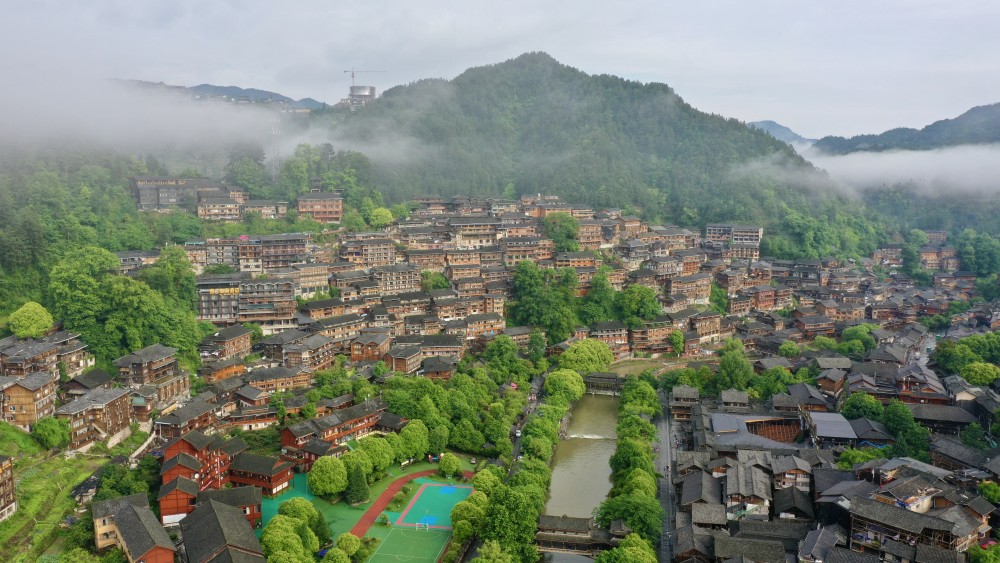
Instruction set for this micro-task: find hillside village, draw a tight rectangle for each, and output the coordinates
[3,177,1000,562]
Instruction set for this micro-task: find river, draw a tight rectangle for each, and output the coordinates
[544,393,619,518]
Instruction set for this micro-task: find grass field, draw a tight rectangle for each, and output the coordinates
[364,526,451,563]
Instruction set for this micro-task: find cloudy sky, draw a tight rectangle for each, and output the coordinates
[4,0,998,139]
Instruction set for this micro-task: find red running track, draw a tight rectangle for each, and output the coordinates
[350,469,475,537]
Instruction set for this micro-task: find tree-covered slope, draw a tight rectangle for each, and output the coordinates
[813,102,1000,154]
[326,52,885,257]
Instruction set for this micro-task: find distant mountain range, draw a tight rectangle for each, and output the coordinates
[125,80,328,110]
[748,120,816,146]
[812,102,1000,154]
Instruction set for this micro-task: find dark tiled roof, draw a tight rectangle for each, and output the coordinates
[56,387,129,415]
[114,504,175,557]
[92,492,148,519]
[157,400,214,426]
[690,503,727,526]
[849,497,951,534]
[914,544,963,563]
[114,343,177,366]
[907,404,976,424]
[181,500,263,563]
[680,471,721,506]
[161,452,203,474]
[229,452,291,476]
[826,546,878,563]
[713,532,784,563]
[773,487,815,519]
[725,463,771,500]
[71,368,114,389]
[158,476,200,499]
[198,486,263,508]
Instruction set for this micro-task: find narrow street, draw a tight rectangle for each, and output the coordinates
[657,389,675,563]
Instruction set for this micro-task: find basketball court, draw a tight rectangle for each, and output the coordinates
[394,483,473,529]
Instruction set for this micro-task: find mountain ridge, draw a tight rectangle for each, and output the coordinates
[319,51,885,259]
[748,120,817,146]
[125,79,328,110]
[813,102,1000,154]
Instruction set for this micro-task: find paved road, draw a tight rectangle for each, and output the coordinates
[657,390,675,563]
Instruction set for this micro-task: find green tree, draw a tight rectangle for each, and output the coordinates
[595,534,658,563]
[609,437,655,479]
[421,271,451,292]
[594,493,664,542]
[260,514,316,563]
[961,362,1000,386]
[368,207,394,229]
[429,424,450,455]
[842,393,884,420]
[7,301,53,338]
[335,533,361,556]
[558,339,613,374]
[31,416,70,449]
[472,470,503,498]
[841,324,878,351]
[527,330,547,364]
[709,283,729,314]
[931,340,982,374]
[279,497,330,546]
[978,481,1000,504]
[439,452,461,477]
[578,268,616,324]
[57,547,101,563]
[321,548,351,563]
[451,500,486,528]
[479,485,539,562]
[778,340,800,358]
[358,436,395,475]
[508,261,578,345]
[307,456,348,497]
[962,422,989,451]
[399,420,430,459]
[669,330,685,357]
[471,540,514,563]
[543,212,580,252]
[543,368,586,405]
[716,347,754,393]
[345,463,370,504]
[836,447,887,470]
[614,284,661,325]
[137,246,197,311]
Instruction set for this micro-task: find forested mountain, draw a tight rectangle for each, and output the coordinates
[127,80,327,109]
[188,84,327,109]
[813,102,1000,154]
[748,120,817,145]
[324,52,886,258]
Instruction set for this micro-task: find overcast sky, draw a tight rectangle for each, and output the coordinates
[4,1,998,139]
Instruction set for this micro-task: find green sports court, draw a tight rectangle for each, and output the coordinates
[395,483,473,529]
[365,526,452,563]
